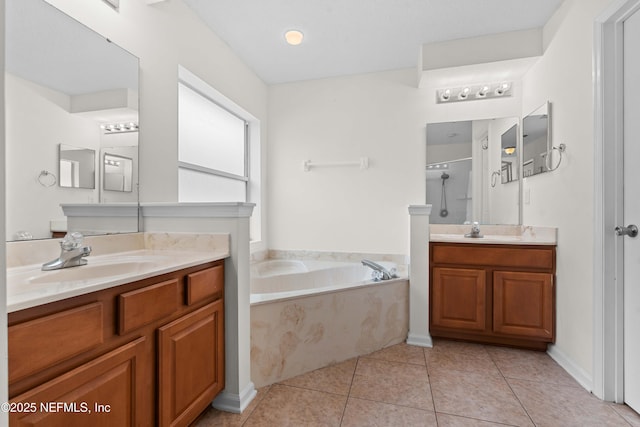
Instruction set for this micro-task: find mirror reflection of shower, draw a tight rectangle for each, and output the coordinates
[426,158,473,224]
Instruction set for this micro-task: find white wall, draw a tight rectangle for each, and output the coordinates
[5,73,101,240]
[268,70,427,254]
[268,70,521,254]
[44,0,269,246]
[1,0,8,424]
[521,0,616,383]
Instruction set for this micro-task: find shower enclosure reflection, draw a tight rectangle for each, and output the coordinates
[426,117,520,225]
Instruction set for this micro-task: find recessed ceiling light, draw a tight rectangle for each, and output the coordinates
[284,30,304,46]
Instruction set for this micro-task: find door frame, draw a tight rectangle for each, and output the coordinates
[593,0,640,403]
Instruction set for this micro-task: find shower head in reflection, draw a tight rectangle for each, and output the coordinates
[441,172,450,180]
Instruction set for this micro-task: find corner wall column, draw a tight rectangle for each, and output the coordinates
[407,205,433,347]
[140,202,257,413]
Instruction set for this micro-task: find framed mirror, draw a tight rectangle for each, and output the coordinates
[5,0,139,241]
[59,144,96,189]
[101,147,137,197]
[426,116,520,225]
[522,102,551,178]
[501,124,519,184]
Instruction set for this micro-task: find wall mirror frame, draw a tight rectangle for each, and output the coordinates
[501,124,519,184]
[426,116,522,226]
[5,0,140,241]
[522,101,551,178]
[59,144,96,189]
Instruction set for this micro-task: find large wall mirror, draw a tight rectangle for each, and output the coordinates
[5,0,139,241]
[522,102,551,177]
[426,117,521,225]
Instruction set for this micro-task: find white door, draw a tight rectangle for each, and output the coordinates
[623,6,640,413]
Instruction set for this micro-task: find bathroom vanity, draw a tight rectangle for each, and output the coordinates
[429,228,556,350]
[7,257,225,426]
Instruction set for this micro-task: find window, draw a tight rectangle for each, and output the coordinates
[177,66,262,244]
[178,82,248,202]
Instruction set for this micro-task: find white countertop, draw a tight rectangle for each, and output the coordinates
[429,225,557,245]
[429,233,556,245]
[7,249,228,313]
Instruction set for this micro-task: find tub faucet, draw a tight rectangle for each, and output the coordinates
[361,259,397,281]
[42,232,92,271]
[464,222,484,238]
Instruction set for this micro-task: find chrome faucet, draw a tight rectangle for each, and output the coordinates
[42,232,92,271]
[361,259,397,281]
[464,222,484,238]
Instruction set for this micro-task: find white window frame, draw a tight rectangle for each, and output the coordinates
[177,66,262,243]
[178,80,249,199]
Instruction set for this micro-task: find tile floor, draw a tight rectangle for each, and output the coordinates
[193,339,640,426]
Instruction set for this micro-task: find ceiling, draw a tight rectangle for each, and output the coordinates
[6,0,138,96]
[184,0,565,85]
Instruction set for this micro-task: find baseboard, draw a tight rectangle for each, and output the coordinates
[547,344,594,392]
[212,382,257,414]
[406,332,433,348]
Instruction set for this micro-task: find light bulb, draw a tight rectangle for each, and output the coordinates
[284,30,304,46]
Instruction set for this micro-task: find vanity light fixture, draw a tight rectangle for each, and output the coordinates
[104,159,121,167]
[436,82,512,104]
[426,162,449,170]
[284,30,304,46]
[100,122,138,134]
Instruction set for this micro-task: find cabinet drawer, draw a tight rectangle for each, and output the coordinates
[9,302,104,382]
[432,244,554,270]
[186,264,224,306]
[118,279,179,335]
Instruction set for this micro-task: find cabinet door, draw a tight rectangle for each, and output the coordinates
[432,267,486,331]
[9,337,147,427]
[158,299,225,427]
[493,271,554,340]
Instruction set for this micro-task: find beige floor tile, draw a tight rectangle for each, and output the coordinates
[350,358,434,411]
[243,384,346,427]
[279,358,357,395]
[436,412,519,426]
[486,345,580,387]
[509,378,629,426]
[425,342,500,376]
[363,342,427,366]
[610,403,640,427]
[429,369,533,426]
[429,339,489,355]
[193,385,271,426]
[341,397,437,426]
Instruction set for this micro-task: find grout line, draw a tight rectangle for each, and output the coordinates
[424,346,439,426]
[485,347,536,425]
[239,384,272,426]
[338,356,360,426]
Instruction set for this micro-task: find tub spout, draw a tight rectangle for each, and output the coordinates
[361,259,397,281]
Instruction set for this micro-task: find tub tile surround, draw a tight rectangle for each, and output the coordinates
[430,224,558,245]
[260,249,409,275]
[250,278,409,388]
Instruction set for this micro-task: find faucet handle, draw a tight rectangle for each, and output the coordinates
[60,231,84,250]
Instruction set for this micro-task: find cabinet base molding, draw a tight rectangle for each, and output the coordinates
[430,331,549,351]
[212,381,257,414]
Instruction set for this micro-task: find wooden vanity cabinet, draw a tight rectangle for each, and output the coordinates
[429,242,555,350]
[7,260,225,427]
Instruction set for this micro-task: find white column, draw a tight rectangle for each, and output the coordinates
[407,205,433,347]
[140,202,257,413]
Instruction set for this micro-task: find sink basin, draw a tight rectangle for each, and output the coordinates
[9,254,173,286]
[27,261,161,285]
